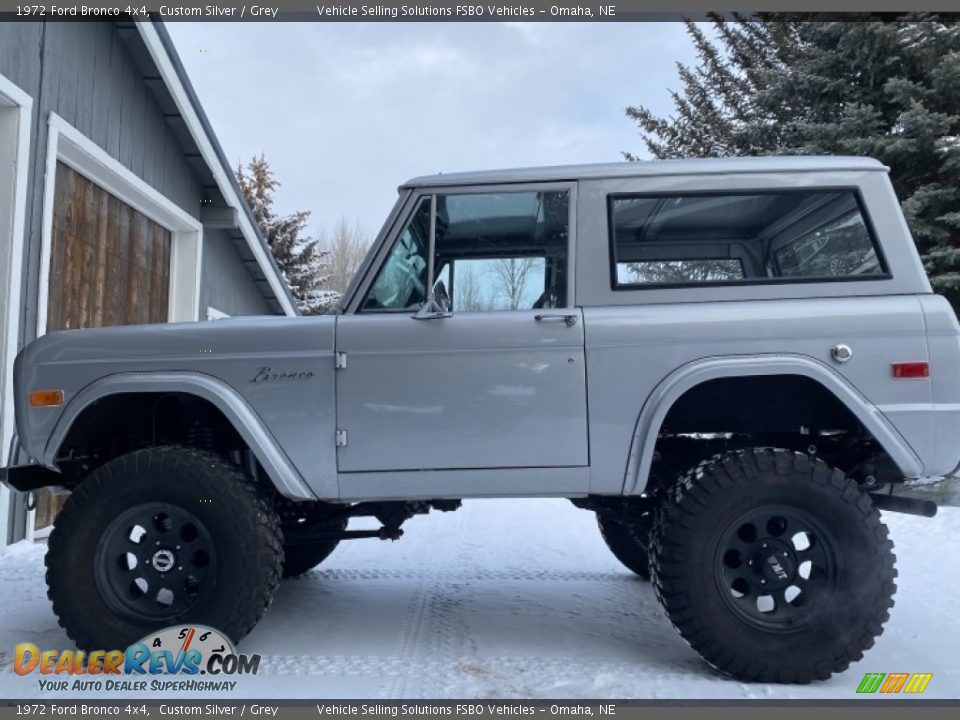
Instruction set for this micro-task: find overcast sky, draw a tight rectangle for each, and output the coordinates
[166,22,697,239]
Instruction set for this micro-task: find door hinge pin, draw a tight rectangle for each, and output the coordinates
[336,430,348,447]
[335,352,348,370]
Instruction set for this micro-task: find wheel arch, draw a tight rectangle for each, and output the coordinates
[624,354,923,495]
[44,372,317,500]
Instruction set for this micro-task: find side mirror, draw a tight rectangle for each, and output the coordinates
[413,281,452,320]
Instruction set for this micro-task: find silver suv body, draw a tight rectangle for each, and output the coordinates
[2,156,952,683]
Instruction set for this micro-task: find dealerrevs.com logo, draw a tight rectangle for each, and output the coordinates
[13,625,260,693]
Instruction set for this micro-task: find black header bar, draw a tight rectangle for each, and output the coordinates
[0,1,958,22]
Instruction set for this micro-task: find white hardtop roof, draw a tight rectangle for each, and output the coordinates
[402,156,888,189]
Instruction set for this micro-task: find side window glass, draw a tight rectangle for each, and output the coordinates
[361,199,431,311]
[437,191,569,312]
[619,259,743,285]
[610,190,885,287]
[775,208,880,278]
[453,257,547,311]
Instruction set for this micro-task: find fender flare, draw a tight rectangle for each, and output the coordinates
[623,354,924,495]
[43,372,317,501]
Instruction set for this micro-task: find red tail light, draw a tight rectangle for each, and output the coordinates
[891,361,929,379]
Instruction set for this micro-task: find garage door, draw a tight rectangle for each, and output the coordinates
[46,161,172,331]
[34,162,173,530]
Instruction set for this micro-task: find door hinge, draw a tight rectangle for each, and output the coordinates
[335,352,348,370]
[335,429,348,447]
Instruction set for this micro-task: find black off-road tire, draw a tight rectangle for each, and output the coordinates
[649,448,897,684]
[282,518,348,578]
[597,513,650,580]
[46,446,283,651]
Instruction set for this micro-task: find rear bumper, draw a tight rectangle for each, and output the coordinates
[0,464,62,492]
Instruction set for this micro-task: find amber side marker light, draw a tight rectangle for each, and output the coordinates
[892,362,930,379]
[30,389,64,407]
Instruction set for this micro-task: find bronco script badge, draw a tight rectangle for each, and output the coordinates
[250,366,314,383]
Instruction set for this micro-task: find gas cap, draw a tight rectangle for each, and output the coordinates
[831,344,853,364]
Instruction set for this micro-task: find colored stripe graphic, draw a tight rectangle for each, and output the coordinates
[904,673,933,694]
[880,672,909,693]
[857,673,886,693]
[856,672,933,694]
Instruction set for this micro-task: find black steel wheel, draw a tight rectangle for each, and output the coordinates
[715,506,838,632]
[47,446,283,651]
[95,502,218,621]
[650,448,897,683]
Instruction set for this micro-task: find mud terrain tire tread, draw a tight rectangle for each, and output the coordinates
[649,448,897,684]
[46,446,283,651]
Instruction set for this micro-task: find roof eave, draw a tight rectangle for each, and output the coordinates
[135,18,299,317]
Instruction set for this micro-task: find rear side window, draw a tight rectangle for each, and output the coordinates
[609,190,886,288]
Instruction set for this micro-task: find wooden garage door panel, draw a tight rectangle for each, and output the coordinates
[47,161,171,332]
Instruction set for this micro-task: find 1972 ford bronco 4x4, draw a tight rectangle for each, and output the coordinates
[2,156,956,683]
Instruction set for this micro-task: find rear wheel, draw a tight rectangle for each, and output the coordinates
[282,517,348,578]
[46,446,283,650]
[650,448,896,683]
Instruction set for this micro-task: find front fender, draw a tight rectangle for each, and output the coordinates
[43,372,317,500]
[624,354,924,495]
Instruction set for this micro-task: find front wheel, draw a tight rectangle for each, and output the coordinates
[46,446,283,650]
[596,457,672,581]
[649,448,896,683]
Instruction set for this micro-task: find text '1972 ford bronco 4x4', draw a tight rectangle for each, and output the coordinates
[2,156,957,683]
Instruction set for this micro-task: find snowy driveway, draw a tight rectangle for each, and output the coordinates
[0,499,957,699]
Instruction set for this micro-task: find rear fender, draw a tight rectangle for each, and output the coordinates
[625,354,924,495]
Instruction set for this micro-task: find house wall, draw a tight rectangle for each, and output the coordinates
[201,230,273,317]
[0,21,284,546]
[0,21,204,343]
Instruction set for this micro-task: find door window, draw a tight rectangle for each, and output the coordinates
[360,189,570,313]
[452,257,547,312]
[437,191,568,311]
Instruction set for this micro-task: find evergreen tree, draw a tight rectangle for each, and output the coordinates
[236,155,336,314]
[627,15,960,306]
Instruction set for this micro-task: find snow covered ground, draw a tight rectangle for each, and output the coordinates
[0,499,957,700]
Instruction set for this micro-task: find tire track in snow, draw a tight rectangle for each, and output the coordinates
[379,538,448,698]
[256,654,719,695]
[312,568,635,583]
